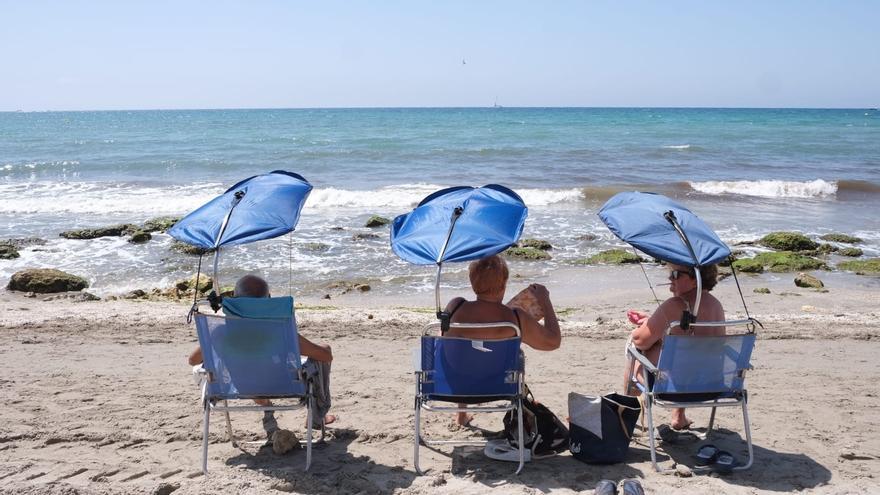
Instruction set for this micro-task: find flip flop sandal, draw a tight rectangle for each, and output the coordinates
[713,450,736,472]
[484,439,531,463]
[694,444,720,466]
[619,479,646,495]
[594,479,617,495]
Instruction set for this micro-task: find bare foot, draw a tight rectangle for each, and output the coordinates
[456,412,474,426]
[323,414,337,426]
[671,409,693,430]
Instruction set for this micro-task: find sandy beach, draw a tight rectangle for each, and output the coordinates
[1,270,879,495]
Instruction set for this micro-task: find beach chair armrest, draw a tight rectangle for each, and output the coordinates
[627,345,658,374]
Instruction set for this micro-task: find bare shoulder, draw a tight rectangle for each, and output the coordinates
[444,297,467,312]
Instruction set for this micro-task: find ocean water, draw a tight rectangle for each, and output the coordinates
[1,108,878,296]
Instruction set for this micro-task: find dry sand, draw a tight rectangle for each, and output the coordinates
[1,278,879,494]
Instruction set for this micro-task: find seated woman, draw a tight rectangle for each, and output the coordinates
[444,254,562,425]
[626,263,725,430]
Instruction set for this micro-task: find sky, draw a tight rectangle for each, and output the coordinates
[2,1,879,111]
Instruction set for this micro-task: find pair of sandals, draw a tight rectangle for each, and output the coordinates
[695,444,736,472]
[595,479,644,495]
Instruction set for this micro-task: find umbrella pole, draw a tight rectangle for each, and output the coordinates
[663,211,702,319]
[434,206,464,332]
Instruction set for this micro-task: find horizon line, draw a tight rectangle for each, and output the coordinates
[1,104,877,114]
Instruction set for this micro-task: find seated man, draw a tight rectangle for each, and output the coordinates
[626,263,725,430]
[443,255,562,425]
[188,274,335,438]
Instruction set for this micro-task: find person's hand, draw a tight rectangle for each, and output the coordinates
[528,283,550,304]
[627,309,648,325]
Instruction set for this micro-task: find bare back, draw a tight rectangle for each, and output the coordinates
[445,298,519,339]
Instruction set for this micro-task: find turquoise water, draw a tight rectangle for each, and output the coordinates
[1,108,878,295]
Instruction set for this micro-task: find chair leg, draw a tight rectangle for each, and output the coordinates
[736,394,754,470]
[706,406,717,439]
[515,396,525,475]
[305,393,314,471]
[413,397,423,475]
[223,400,236,447]
[645,396,661,473]
[202,403,211,475]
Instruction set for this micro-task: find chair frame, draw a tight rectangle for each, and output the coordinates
[625,318,758,473]
[413,322,526,475]
[194,311,324,475]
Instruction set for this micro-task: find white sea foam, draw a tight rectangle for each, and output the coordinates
[689,179,838,199]
[0,181,585,216]
[662,144,692,149]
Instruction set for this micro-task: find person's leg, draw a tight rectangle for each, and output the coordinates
[670,408,692,430]
[255,399,279,439]
[456,405,473,426]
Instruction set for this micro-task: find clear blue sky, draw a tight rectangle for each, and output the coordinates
[2,1,878,110]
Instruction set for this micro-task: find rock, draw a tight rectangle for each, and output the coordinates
[1,237,47,249]
[59,224,138,239]
[322,294,331,299]
[837,258,880,275]
[795,272,824,288]
[753,287,771,294]
[575,233,598,241]
[364,215,391,228]
[271,429,299,455]
[299,242,331,252]
[357,284,371,292]
[6,268,89,293]
[325,280,371,295]
[732,258,764,273]
[752,251,826,272]
[142,216,180,233]
[734,240,757,246]
[173,274,213,296]
[124,289,147,299]
[820,233,862,244]
[75,292,101,302]
[759,231,818,252]
[674,464,693,477]
[503,247,551,261]
[152,482,180,495]
[838,247,863,257]
[815,243,838,255]
[270,481,296,492]
[576,249,642,265]
[219,286,234,297]
[128,230,152,244]
[351,233,380,241]
[519,238,552,250]
[170,240,213,256]
[0,243,20,260]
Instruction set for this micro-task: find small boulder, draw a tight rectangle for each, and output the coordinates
[364,215,391,228]
[0,243,20,260]
[7,268,89,293]
[299,242,331,252]
[60,224,138,240]
[794,272,824,289]
[815,243,838,255]
[752,251,826,272]
[128,230,152,244]
[519,238,553,250]
[753,287,771,294]
[271,429,300,455]
[576,249,642,265]
[819,233,862,244]
[351,233,380,241]
[759,232,818,252]
[142,216,180,233]
[838,258,880,275]
[575,233,598,241]
[503,247,551,261]
[1,237,47,249]
[732,258,764,273]
[170,240,212,256]
[124,289,147,299]
[173,274,213,295]
[838,247,863,257]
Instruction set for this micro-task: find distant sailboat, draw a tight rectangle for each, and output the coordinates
[493,97,502,109]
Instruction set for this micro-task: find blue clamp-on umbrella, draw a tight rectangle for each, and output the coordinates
[391,184,528,328]
[169,170,312,249]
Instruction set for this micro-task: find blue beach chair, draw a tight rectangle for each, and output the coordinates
[626,322,757,472]
[413,322,526,474]
[193,296,320,474]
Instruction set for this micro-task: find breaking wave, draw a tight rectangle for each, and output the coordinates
[688,179,839,198]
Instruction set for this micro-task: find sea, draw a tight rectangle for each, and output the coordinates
[1,107,878,297]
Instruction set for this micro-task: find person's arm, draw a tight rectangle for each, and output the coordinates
[519,284,561,351]
[299,335,333,363]
[630,298,682,351]
[188,347,203,366]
